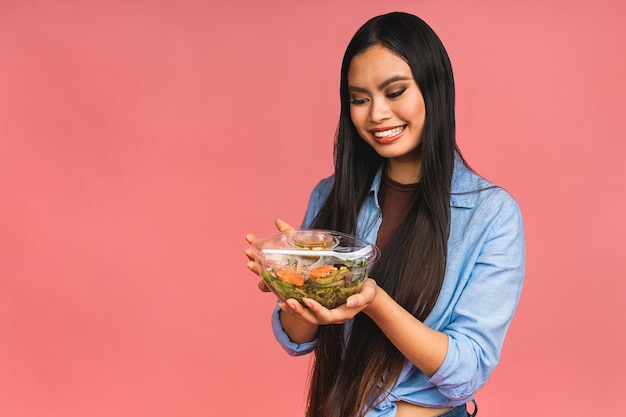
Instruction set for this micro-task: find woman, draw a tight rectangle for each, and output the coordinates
[246,11,525,417]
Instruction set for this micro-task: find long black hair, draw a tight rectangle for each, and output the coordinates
[307,12,463,417]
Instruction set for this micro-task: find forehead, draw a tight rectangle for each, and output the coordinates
[347,45,412,84]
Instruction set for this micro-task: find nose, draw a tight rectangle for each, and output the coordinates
[369,98,392,123]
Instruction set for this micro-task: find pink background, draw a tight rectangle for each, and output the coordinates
[1,1,625,416]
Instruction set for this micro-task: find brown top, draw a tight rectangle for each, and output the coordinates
[376,172,420,255]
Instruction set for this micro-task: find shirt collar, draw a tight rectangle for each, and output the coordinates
[369,168,384,209]
[450,155,479,209]
[368,154,481,209]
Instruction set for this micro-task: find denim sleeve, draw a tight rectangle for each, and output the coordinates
[270,305,316,356]
[428,193,526,401]
[300,176,334,229]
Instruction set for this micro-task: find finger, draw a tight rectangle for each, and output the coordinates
[258,280,271,292]
[277,301,288,312]
[302,298,338,324]
[247,260,260,275]
[245,233,257,244]
[277,299,300,317]
[304,297,365,324]
[280,299,319,324]
[284,299,303,313]
[345,294,360,309]
[345,293,366,309]
[245,247,257,261]
[346,280,376,308]
[345,290,368,308]
[275,218,295,233]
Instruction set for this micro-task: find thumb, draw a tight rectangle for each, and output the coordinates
[275,218,295,233]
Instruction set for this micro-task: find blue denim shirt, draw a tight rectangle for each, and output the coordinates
[271,157,525,416]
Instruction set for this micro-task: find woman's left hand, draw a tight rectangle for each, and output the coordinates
[278,278,379,325]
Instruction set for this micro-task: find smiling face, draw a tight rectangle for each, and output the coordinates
[347,45,426,183]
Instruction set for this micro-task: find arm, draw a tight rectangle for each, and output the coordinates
[245,218,320,349]
[427,196,525,399]
[287,278,448,377]
[363,288,448,377]
[246,177,337,355]
[366,195,525,382]
[284,192,525,399]
[277,303,319,344]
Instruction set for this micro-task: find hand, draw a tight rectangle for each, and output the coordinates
[245,218,295,292]
[278,278,379,325]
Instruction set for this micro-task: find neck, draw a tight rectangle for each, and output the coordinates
[386,158,421,185]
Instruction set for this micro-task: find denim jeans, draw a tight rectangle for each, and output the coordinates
[438,400,478,417]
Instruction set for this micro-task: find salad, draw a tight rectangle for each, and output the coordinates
[261,259,369,309]
[253,230,379,309]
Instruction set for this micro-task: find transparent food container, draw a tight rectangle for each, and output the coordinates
[251,230,380,309]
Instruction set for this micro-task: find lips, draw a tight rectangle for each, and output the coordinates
[373,126,404,138]
[370,125,406,143]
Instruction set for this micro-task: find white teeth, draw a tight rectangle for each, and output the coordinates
[373,126,404,138]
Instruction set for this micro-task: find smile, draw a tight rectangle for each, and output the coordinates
[372,126,405,138]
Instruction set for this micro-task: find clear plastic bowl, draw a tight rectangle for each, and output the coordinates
[251,230,380,309]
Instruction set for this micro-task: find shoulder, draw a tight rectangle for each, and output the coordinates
[301,175,335,229]
[450,159,521,215]
[311,175,335,200]
[449,161,524,247]
[307,175,335,209]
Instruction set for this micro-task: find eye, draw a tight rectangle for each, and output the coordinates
[349,97,369,106]
[387,87,407,99]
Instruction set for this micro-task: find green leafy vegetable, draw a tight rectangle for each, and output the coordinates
[261,265,368,309]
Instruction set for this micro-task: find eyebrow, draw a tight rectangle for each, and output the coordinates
[348,75,412,92]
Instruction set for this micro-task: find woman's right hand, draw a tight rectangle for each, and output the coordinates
[245,218,319,344]
[245,218,295,293]
[277,277,379,325]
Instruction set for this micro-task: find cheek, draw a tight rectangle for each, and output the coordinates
[413,99,427,121]
[398,100,425,119]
